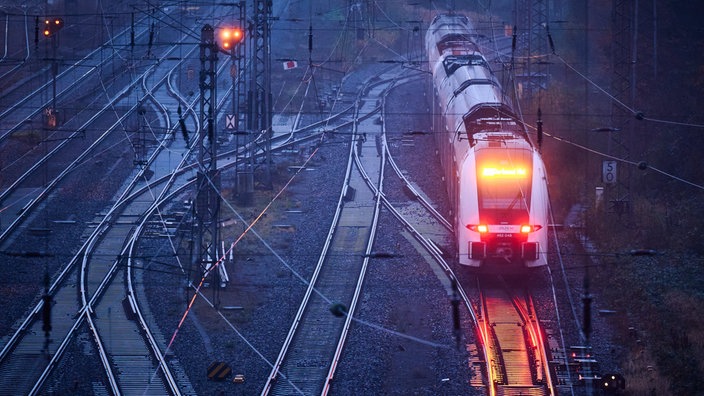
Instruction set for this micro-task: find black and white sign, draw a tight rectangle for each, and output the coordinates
[226,114,236,130]
[602,160,617,184]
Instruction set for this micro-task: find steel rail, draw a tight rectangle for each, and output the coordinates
[29,51,201,396]
[260,67,397,396]
[514,293,556,395]
[350,83,488,395]
[322,75,395,394]
[16,74,360,396]
[3,26,359,391]
[0,11,30,82]
[0,41,189,244]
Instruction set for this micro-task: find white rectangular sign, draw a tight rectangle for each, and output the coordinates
[602,160,617,184]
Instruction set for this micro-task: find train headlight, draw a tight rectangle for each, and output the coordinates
[520,225,543,233]
[467,224,489,233]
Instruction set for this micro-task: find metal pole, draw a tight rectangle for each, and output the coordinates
[196,24,220,306]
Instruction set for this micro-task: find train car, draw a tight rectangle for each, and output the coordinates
[426,14,549,271]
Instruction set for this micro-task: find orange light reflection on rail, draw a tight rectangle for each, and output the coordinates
[528,323,539,348]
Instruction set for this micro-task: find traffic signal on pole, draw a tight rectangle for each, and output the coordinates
[600,373,626,392]
[220,27,244,50]
[43,18,64,37]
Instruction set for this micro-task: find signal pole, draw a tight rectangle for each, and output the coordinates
[249,0,273,188]
[219,3,252,205]
[42,17,63,128]
[195,25,221,306]
[38,17,63,359]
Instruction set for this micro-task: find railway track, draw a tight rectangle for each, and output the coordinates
[261,67,495,396]
[260,63,403,395]
[373,75,487,392]
[0,60,201,396]
[0,3,582,394]
[363,73,487,392]
[0,13,194,248]
[376,74,558,396]
[0,8,225,393]
[475,276,553,396]
[0,26,359,394]
[0,46,191,247]
[0,12,153,143]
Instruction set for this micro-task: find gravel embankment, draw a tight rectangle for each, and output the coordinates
[138,51,617,396]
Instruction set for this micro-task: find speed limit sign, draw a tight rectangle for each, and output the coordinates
[602,160,617,184]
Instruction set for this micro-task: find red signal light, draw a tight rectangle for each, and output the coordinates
[220,27,244,50]
[232,28,243,42]
[43,17,64,37]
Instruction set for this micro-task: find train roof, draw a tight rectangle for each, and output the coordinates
[462,104,532,147]
[442,53,489,76]
[472,131,533,149]
[428,13,536,149]
[427,14,479,55]
[430,14,470,26]
[429,14,472,33]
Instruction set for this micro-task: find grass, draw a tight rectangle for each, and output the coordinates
[587,200,704,394]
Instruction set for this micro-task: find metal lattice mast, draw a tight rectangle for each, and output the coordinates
[630,0,655,157]
[530,0,548,95]
[195,25,220,303]
[248,0,273,188]
[609,0,634,216]
[366,0,374,39]
[515,0,549,98]
[230,2,253,204]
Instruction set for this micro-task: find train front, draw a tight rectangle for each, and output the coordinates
[458,136,549,271]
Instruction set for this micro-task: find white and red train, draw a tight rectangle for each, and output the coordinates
[426,14,549,271]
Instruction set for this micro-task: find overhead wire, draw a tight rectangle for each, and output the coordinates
[537,39,704,190]
[478,17,704,191]
[197,135,453,350]
[159,6,457,374]
[553,53,704,130]
[18,2,704,388]
[541,128,704,191]
[371,1,415,33]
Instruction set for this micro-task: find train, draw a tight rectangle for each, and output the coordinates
[426,13,549,271]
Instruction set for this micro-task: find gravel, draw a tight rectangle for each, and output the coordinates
[138,61,483,395]
[0,7,621,393]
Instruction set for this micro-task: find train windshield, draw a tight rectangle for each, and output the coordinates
[442,54,487,76]
[476,148,532,213]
